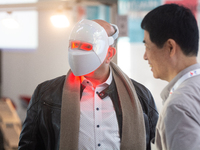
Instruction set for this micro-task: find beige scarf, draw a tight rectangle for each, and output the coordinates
[59,62,146,150]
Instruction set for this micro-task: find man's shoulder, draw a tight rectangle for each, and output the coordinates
[40,75,66,85]
[170,75,200,104]
[130,79,151,98]
[167,77,200,112]
[164,76,200,121]
[36,75,66,93]
[129,78,158,114]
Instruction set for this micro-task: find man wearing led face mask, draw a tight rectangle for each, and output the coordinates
[19,19,158,150]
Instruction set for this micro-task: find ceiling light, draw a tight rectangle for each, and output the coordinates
[50,13,69,28]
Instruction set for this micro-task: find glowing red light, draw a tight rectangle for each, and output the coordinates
[71,41,80,49]
[70,41,93,51]
[80,43,93,51]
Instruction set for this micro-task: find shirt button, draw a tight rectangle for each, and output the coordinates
[98,143,101,147]
[97,125,100,128]
[87,81,89,84]
[96,108,99,111]
[96,91,99,94]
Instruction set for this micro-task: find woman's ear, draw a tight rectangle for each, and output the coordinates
[105,47,116,63]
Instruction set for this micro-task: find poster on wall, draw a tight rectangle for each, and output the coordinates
[164,0,198,18]
[76,5,110,23]
[118,0,161,43]
[118,0,198,43]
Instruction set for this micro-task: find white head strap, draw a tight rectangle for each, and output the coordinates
[107,23,119,46]
[111,23,119,40]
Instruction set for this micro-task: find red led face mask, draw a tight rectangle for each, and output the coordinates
[70,40,93,51]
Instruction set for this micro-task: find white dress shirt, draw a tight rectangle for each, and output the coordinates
[78,69,120,150]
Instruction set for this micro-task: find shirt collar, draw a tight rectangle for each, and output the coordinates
[161,63,200,103]
[81,67,113,87]
[104,67,113,86]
